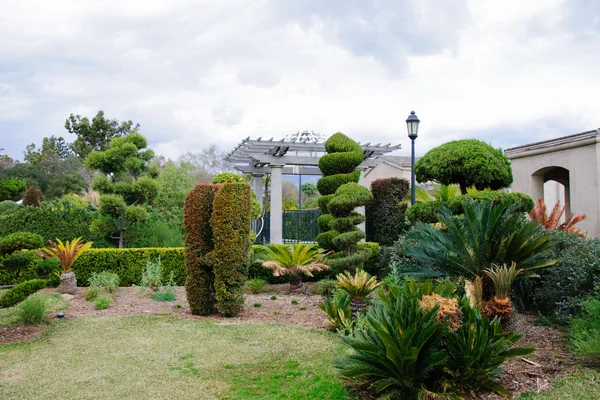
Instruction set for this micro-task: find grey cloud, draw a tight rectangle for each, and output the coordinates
[212,106,244,128]
[237,66,281,88]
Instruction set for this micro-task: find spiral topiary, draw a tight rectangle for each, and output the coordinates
[316,133,372,273]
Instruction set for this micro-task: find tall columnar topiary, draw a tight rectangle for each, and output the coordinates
[316,133,372,271]
[184,182,252,317]
[366,178,409,246]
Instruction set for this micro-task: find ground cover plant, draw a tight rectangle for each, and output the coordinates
[0,316,351,400]
[0,292,67,328]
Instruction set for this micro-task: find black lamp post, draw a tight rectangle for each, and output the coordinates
[406,110,420,206]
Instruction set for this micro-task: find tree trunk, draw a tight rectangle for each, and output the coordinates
[289,274,303,291]
[119,214,125,248]
[60,271,77,294]
[459,182,468,195]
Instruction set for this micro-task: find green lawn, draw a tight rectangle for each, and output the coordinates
[0,316,351,399]
[518,370,600,400]
[0,292,68,327]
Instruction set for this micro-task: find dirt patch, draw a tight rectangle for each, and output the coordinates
[476,315,577,399]
[0,325,45,346]
[46,284,328,330]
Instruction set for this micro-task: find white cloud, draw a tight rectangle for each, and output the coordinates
[0,0,598,161]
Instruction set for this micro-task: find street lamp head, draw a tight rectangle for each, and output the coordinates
[406,110,420,140]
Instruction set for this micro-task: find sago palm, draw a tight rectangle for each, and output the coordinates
[259,243,329,289]
[405,199,556,300]
[335,269,381,313]
[41,237,93,294]
[483,262,520,321]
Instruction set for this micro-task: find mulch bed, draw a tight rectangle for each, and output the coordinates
[1,284,578,398]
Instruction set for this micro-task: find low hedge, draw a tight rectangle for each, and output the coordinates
[72,248,185,286]
[0,279,47,308]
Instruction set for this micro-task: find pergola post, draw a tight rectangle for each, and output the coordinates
[252,173,264,210]
[269,164,284,244]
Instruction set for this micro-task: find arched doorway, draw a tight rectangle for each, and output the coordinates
[531,166,571,217]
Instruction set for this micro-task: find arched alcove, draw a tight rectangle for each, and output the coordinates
[532,166,571,216]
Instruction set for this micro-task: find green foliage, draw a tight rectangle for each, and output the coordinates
[0,198,111,248]
[376,234,430,278]
[415,139,513,194]
[406,191,534,224]
[316,171,361,196]
[319,289,353,333]
[94,295,111,310]
[0,232,44,255]
[324,132,363,154]
[0,179,26,201]
[570,297,600,365]
[32,258,61,287]
[0,200,19,215]
[312,279,337,299]
[86,132,159,248]
[88,271,120,293]
[327,183,372,217]
[152,285,176,302]
[154,161,195,227]
[22,185,44,207]
[317,195,334,214]
[333,282,532,398]
[0,279,47,308]
[211,172,246,184]
[17,295,49,325]
[245,278,268,294]
[125,214,184,248]
[72,248,184,287]
[85,288,98,301]
[301,182,318,198]
[405,199,555,280]
[366,178,409,245]
[282,199,298,210]
[316,230,339,252]
[515,230,600,320]
[65,110,139,159]
[2,252,36,277]
[184,183,252,317]
[318,151,364,177]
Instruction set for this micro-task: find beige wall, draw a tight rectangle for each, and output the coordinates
[362,162,412,189]
[506,135,600,237]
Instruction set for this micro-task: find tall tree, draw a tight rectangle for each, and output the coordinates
[24,135,72,164]
[65,110,140,159]
[0,152,14,172]
[414,139,513,194]
[154,160,195,227]
[85,133,159,248]
[178,144,233,182]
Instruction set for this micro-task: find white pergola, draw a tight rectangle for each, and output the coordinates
[225,135,401,244]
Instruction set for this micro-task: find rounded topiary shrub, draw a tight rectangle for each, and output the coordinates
[0,232,44,255]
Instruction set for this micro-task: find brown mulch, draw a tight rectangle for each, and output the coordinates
[1,285,578,398]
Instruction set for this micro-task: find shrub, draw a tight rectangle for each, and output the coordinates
[320,289,353,334]
[0,199,110,247]
[32,258,61,287]
[17,295,48,325]
[570,297,600,365]
[89,271,120,293]
[2,252,36,275]
[0,179,27,201]
[514,231,600,320]
[94,295,111,310]
[0,232,44,255]
[0,279,47,308]
[152,283,177,302]
[366,178,410,245]
[85,288,99,301]
[0,201,19,215]
[312,279,337,299]
[72,248,184,287]
[245,278,268,294]
[22,185,44,207]
[139,257,165,292]
[184,183,252,317]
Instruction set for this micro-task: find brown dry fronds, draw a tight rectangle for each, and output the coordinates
[482,297,513,321]
[419,294,461,331]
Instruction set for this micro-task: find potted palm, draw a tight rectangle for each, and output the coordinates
[259,243,329,291]
[40,237,93,294]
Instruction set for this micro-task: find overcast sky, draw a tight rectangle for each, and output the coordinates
[1,0,598,161]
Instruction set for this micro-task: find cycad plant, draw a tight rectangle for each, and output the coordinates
[319,289,354,334]
[40,237,93,294]
[335,268,381,313]
[483,262,520,321]
[259,243,329,289]
[529,199,586,236]
[405,199,556,305]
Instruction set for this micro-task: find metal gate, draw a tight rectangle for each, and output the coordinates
[252,210,321,244]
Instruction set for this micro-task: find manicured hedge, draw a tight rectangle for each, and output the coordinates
[0,232,44,255]
[0,279,47,308]
[0,199,111,247]
[366,178,409,246]
[406,191,534,224]
[72,248,185,287]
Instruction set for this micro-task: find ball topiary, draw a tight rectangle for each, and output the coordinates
[0,232,44,255]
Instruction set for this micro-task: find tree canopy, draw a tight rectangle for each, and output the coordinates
[414,139,513,194]
[65,110,140,159]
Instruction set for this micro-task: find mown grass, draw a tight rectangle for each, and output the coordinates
[0,316,351,399]
[0,292,68,327]
[519,370,600,399]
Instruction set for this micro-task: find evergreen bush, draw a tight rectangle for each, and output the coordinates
[0,232,44,255]
[0,279,47,308]
[366,178,409,245]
